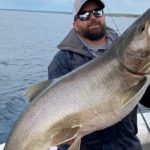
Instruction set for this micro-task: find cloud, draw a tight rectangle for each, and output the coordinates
[0,0,74,11]
[0,0,149,14]
[104,0,150,14]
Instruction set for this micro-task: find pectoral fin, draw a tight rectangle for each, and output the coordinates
[122,77,147,106]
[51,126,81,146]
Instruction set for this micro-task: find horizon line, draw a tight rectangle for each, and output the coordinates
[0,8,140,18]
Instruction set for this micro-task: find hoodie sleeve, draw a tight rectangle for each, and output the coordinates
[48,49,92,80]
[48,50,71,80]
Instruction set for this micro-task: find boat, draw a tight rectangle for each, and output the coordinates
[137,111,150,150]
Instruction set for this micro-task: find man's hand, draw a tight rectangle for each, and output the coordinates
[66,139,74,145]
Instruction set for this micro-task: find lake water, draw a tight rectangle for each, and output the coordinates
[0,10,149,144]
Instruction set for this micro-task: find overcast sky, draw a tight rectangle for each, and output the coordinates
[0,0,149,14]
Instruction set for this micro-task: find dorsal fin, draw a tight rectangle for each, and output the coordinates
[24,77,62,102]
[24,80,52,102]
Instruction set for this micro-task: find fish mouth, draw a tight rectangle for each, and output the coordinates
[147,21,150,36]
[143,21,150,41]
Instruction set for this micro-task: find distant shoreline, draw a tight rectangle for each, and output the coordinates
[0,8,140,18]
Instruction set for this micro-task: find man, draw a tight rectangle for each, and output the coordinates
[48,0,149,149]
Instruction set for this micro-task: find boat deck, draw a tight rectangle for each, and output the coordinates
[137,112,150,150]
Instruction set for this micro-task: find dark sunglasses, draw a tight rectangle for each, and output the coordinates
[75,8,104,21]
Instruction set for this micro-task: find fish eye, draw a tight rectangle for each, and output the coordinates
[138,24,145,32]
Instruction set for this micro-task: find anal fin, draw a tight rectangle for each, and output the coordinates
[51,126,81,147]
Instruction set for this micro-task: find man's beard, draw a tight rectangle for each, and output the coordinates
[79,22,106,41]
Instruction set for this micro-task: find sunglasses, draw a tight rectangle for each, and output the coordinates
[75,8,104,21]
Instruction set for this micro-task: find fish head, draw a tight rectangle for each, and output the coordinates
[117,8,150,75]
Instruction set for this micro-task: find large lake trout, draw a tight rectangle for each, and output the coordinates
[4,9,150,150]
